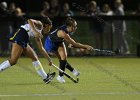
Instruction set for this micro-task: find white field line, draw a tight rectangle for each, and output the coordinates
[0,92,140,97]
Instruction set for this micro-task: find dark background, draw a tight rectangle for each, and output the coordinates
[1,0,140,13]
[0,0,140,56]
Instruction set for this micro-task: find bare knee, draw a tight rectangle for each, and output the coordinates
[59,56,67,61]
[61,54,67,60]
[57,54,67,60]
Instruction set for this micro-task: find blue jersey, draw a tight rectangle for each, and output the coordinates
[44,25,71,53]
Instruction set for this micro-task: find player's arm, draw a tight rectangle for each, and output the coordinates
[27,19,43,38]
[35,37,52,65]
[58,30,93,50]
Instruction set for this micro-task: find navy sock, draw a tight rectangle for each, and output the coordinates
[66,62,74,72]
[59,60,67,76]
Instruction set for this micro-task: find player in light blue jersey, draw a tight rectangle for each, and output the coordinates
[0,17,56,84]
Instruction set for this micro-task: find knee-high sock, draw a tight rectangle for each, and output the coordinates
[0,60,11,72]
[32,60,47,79]
[59,60,67,76]
[66,61,74,72]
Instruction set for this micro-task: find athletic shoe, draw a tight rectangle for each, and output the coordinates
[43,72,56,84]
[72,69,80,77]
[57,75,65,83]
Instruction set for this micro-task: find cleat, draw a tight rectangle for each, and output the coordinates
[43,72,56,84]
[72,69,80,77]
[57,75,65,83]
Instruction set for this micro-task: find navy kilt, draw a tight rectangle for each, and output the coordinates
[8,28,29,48]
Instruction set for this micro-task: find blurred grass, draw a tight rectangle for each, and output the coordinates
[0,57,140,100]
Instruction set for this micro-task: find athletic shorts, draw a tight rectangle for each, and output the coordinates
[44,36,60,53]
[8,28,29,48]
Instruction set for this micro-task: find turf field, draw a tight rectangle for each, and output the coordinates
[0,57,140,100]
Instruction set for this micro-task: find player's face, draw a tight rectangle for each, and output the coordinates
[71,21,77,32]
[42,24,52,34]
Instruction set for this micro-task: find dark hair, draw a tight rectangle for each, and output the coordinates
[65,17,76,26]
[41,16,52,25]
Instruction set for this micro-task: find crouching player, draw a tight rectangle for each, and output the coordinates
[44,17,94,83]
[0,17,55,84]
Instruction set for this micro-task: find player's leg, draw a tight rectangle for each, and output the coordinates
[0,43,23,71]
[61,43,80,76]
[23,44,55,84]
[56,44,67,83]
[56,43,80,83]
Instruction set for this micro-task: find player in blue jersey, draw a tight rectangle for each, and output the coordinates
[44,17,94,83]
[0,17,56,84]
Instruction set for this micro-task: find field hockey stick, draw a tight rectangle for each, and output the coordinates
[69,45,120,55]
[93,49,115,54]
[52,64,79,83]
[93,48,120,55]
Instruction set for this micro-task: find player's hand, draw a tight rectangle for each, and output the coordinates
[48,60,53,66]
[68,44,73,48]
[85,45,94,51]
[47,57,53,66]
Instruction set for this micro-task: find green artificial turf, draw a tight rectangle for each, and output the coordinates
[0,57,140,100]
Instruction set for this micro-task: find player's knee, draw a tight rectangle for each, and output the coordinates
[60,56,67,60]
[61,58,66,61]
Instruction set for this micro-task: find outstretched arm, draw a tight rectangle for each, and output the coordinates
[35,37,52,65]
[57,30,94,51]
